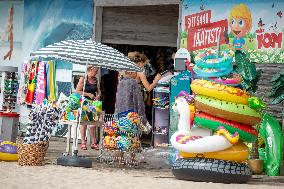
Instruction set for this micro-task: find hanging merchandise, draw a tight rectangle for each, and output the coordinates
[60,93,102,122]
[23,100,63,144]
[2,72,18,111]
[46,60,56,101]
[17,63,29,105]
[35,61,46,105]
[25,61,38,105]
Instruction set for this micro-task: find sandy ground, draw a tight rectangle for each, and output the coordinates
[1,162,284,189]
[1,138,284,189]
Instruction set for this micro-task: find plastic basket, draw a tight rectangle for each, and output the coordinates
[17,141,49,166]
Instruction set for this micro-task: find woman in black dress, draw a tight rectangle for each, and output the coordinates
[76,66,101,150]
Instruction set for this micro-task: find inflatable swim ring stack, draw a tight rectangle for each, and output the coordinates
[194,49,242,86]
[0,141,18,161]
[191,79,260,141]
[194,49,234,78]
[170,94,252,183]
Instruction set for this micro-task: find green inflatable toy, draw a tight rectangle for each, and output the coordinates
[259,113,283,176]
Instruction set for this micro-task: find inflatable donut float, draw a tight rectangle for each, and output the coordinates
[0,141,18,161]
[194,49,234,68]
[195,95,261,126]
[179,142,249,162]
[193,65,233,78]
[191,79,250,104]
[209,74,242,86]
[172,158,252,183]
[194,112,258,142]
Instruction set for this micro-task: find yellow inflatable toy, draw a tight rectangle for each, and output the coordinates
[180,142,249,162]
[0,141,18,161]
[191,79,250,105]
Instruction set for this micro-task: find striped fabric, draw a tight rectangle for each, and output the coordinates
[30,40,142,72]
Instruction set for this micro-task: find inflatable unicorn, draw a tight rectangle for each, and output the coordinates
[170,94,239,153]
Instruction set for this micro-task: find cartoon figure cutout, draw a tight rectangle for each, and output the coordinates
[229,4,252,51]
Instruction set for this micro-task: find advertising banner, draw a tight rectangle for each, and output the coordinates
[181,0,284,63]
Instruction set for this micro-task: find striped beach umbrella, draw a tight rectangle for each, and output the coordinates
[30,39,142,72]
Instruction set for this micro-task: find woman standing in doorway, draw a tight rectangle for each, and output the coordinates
[116,52,161,132]
[76,66,101,150]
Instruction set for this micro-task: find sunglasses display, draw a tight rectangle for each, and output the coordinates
[2,71,18,112]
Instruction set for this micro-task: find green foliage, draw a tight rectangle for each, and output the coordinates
[235,51,261,94]
[269,68,284,105]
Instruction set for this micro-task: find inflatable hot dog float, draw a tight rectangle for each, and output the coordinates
[170,96,239,153]
[191,79,250,105]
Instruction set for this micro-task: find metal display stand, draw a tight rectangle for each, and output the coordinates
[99,114,143,167]
[0,66,19,142]
[151,71,175,147]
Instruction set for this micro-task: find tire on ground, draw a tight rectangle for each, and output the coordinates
[172,158,251,183]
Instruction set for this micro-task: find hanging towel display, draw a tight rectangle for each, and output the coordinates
[46,60,56,101]
[35,61,46,105]
[17,63,29,105]
[25,61,38,105]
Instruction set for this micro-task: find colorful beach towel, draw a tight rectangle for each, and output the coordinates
[35,61,46,105]
[25,61,38,105]
[46,60,56,100]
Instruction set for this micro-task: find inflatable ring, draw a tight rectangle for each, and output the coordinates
[172,158,251,183]
[209,74,242,86]
[180,142,249,162]
[195,95,261,126]
[191,79,250,104]
[195,49,234,68]
[194,112,258,142]
[193,65,233,78]
[0,152,18,161]
[0,141,18,161]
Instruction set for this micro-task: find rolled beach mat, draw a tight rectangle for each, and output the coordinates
[179,142,249,162]
[195,95,261,126]
[194,112,258,142]
[191,79,250,104]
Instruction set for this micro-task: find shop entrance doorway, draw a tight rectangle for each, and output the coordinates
[101,44,176,146]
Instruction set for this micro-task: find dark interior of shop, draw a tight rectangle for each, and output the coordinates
[101,44,176,146]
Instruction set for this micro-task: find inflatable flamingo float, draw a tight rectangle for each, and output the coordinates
[170,93,239,153]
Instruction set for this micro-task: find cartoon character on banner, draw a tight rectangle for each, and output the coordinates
[229,4,252,51]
